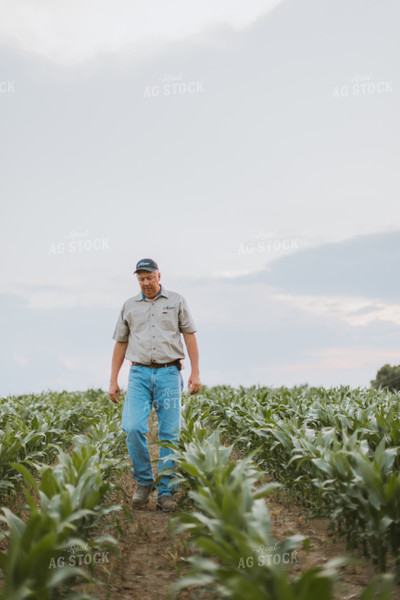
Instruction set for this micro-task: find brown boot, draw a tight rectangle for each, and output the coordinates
[131,484,153,508]
[156,495,177,512]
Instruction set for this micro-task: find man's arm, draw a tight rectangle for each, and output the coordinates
[182,332,201,395]
[109,341,128,404]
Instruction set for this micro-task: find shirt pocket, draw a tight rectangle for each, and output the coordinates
[158,307,178,331]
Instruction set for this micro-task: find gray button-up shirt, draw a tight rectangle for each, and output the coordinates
[112,286,197,364]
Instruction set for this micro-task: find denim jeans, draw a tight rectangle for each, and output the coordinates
[122,364,184,497]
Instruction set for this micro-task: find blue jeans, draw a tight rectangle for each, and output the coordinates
[122,364,184,497]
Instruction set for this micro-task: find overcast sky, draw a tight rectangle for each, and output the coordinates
[1,0,399,396]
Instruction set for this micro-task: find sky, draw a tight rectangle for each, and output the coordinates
[1,0,399,396]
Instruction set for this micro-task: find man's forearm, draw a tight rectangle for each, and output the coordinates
[183,333,200,374]
[110,341,128,382]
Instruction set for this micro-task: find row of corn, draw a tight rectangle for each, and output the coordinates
[178,385,400,581]
[161,404,394,600]
[0,390,127,600]
[0,390,121,503]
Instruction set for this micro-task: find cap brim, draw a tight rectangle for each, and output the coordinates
[133,267,157,273]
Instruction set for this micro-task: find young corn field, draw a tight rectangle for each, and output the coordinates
[1,385,399,599]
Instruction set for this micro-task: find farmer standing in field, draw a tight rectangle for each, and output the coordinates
[108,258,201,512]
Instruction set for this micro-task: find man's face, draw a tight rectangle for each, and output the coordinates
[137,270,161,299]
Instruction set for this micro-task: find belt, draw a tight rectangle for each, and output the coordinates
[131,360,180,369]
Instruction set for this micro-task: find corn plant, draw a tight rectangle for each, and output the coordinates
[0,389,125,502]
[0,471,117,599]
[183,385,400,577]
[0,506,96,600]
[166,429,394,599]
[0,397,126,600]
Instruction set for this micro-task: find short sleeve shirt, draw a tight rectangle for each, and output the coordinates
[112,286,197,364]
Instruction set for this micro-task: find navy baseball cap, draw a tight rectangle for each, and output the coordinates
[134,258,159,273]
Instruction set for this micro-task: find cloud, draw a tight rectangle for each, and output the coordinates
[196,314,400,389]
[0,300,119,396]
[349,305,382,316]
[238,231,400,302]
[0,0,283,66]
[0,293,28,310]
[183,232,400,328]
[272,293,400,327]
[278,347,400,373]
[1,279,129,310]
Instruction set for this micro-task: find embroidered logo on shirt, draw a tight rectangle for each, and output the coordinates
[163,306,176,310]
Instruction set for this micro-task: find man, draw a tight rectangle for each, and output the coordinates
[109,258,201,512]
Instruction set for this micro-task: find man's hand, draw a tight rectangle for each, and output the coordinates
[188,372,201,395]
[182,332,200,394]
[109,341,128,404]
[109,381,121,404]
